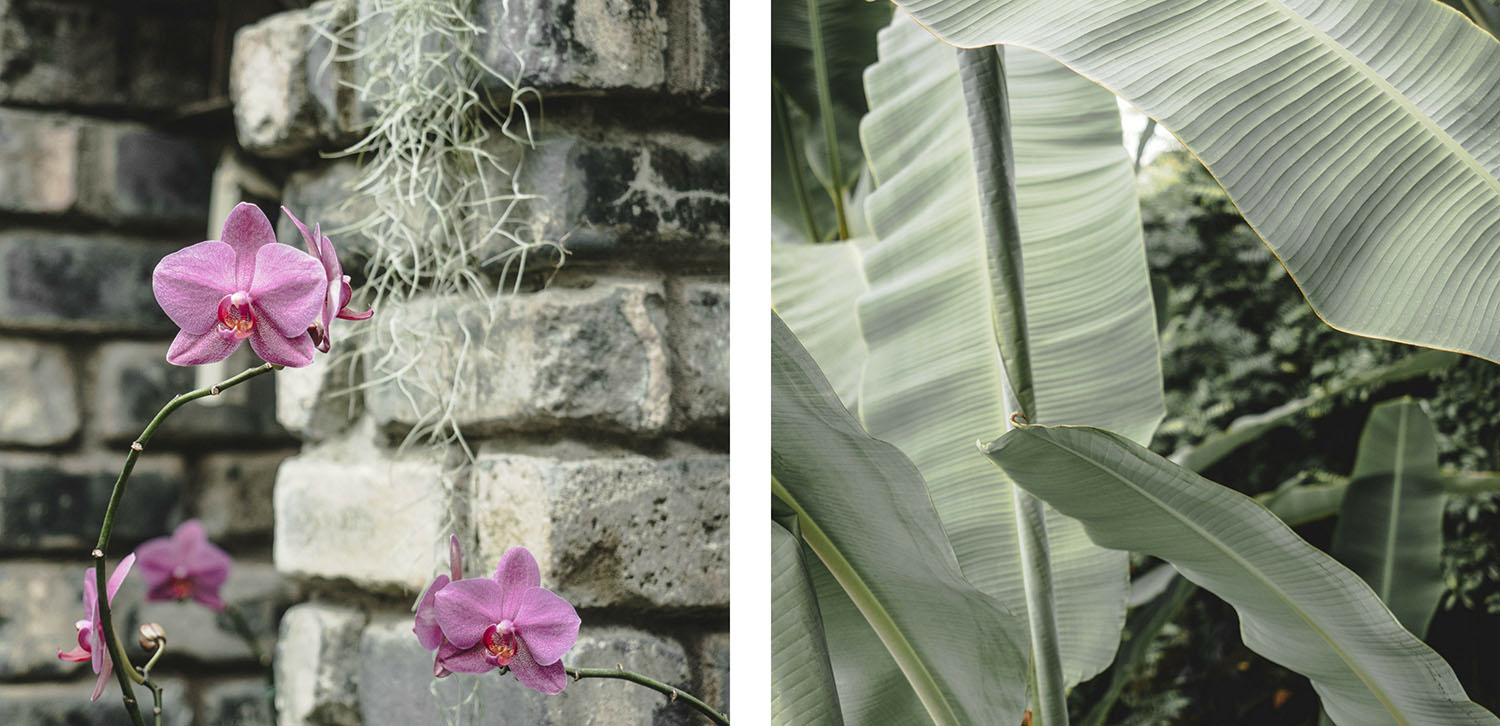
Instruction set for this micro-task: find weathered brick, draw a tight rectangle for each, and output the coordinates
[358,619,700,726]
[275,351,364,442]
[275,603,364,726]
[668,0,728,100]
[696,631,729,714]
[0,562,86,680]
[0,110,80,214]
[471,447,727,609]
[0,678,189,726]
[200,678,277,726]
[0,233,182,334]
[364,280,673,437]
[507,128,728,264]
[0,338,79,446]
[120,561,292,666]
[195,452,292,540]
[90,342,285,444]
[274,430,455,590]
[0,452,185,552]
[231,3,349,157]
[276,161,377,266]
[668,278,728,430]
[476,0,669,94]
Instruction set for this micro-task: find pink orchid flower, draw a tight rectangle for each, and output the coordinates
[57,554,136,701]
[133,519,233,611]
[432,546,581,694]
[414,534,465,678]
[152,202,327,368]
[282,207,372,353]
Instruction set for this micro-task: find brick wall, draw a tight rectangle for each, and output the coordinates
[0,0,727,723]
[234,1,729,725]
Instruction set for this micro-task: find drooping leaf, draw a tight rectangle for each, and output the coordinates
[772,239,869,409]
[771,312,1030,726]
[1330,399,1445,637]
[855,13,1160,684]
[892,0,1500,363]
[984,424,1500,726]
[772,519,845,726]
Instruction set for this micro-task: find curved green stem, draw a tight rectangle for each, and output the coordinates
[93,363,278,726]
[564,666,728,725]
[804,0,850,239]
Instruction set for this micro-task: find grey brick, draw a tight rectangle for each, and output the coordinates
[696,631,729,714]
[276,161,377,267]
[0,677,189,726]
[0,561,87,680]
[90,342,285,445]
[0,233,182,335]
[275,353,364,442]
[0,338,79,446]
[0,453,185,552]
[476,0,670,94]
[201,678,277,726]
[471,448,728,609]
[231,4,350,157]
[195,451,292,540]
[119,561,292,667]
[275,603,365,726]
[668,278,728,430]
[364,280,673,437]
[0,110,81,214]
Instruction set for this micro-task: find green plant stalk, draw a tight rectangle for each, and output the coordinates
[93,363,278,726]
[804,0,850,239]
[564,667,729,725]
[1080,575,1197,726]
[772,477,961,726]
[956,45,1063,725]
[773,79,823,242]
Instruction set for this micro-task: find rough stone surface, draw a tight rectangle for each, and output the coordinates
[509,128,728,264]
[358,619,699,726]
[275,330,364,442]
[275,429,454,590]
[669,0,728,100]
[195,451,293,540]
[471,448,728,609]
[275,603,364,726]
[476,0,669,94]
[231,4,346,157]
[78,125,214,225]
[0,110,80,214]
[364,280,673,437]
[0,233,181,334]
[0,338,78,446]
[276,161,377,265]
[697,631,730,714]
[90,343,285,444]
[0,678,189,726]
[669,278,728,430]
[120,561,292,665]
[201,678,277,726]
[0,562,86,680]
[0,453,185,551]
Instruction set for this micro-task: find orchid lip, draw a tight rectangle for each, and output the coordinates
[215,292,256,341]
[482,621,518,666]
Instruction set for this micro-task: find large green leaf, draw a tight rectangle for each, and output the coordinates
[772,520,845,726]
[772,240,869,409]
[892,0,1500,363]
[1330,399,1445,637]
[771,312,1030,726]
[855,13,1161,685]
[984,424,1500,726]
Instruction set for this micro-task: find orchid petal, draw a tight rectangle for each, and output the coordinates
[247,326,315,368]
[493,547,542,621]
[152,241,236,335]
[415,574,451,651]
[435,640,496,675]
[513,587,580,665]
[91,657,111,701]
[193,589,227,612]
[58,644,91,662]
[248,244,326,338]
[221,203,277,290]
[508,643,568,695]
[433,657,451,678]
[106,554,135,602]
[434,578,504,649]
[166,329,241,366]
[281,206,320,260]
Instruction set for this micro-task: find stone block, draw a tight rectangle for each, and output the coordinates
[275,603,365,726]
[471,448,728,609]
[0,338,78,446]
[0,678,189,726]
[201,678,277,726]
[0,110,80,214]
[276,351,364,442]
[476,0,669,94]
[358,619,699,726]
[0,452,185,552]
[274,431,455,590]
[364,280,673,437]
[668,278,728,430]
[0,233,182,334]
[195,452,293,540]
[78,125,214,226]
[231,3,350,157]
[509,128,728,264]
[119,561,292,666]
[90,342,285,444]
[276,161,378,266]
[0,0,216,109]
[696,631,729,713]
[0,561,87,680]
[667,0,728,100]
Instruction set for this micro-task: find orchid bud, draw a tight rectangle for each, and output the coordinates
[139,623,167,651]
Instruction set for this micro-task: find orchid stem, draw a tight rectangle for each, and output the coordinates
[93,363,278,726]
[564,666,728,725]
